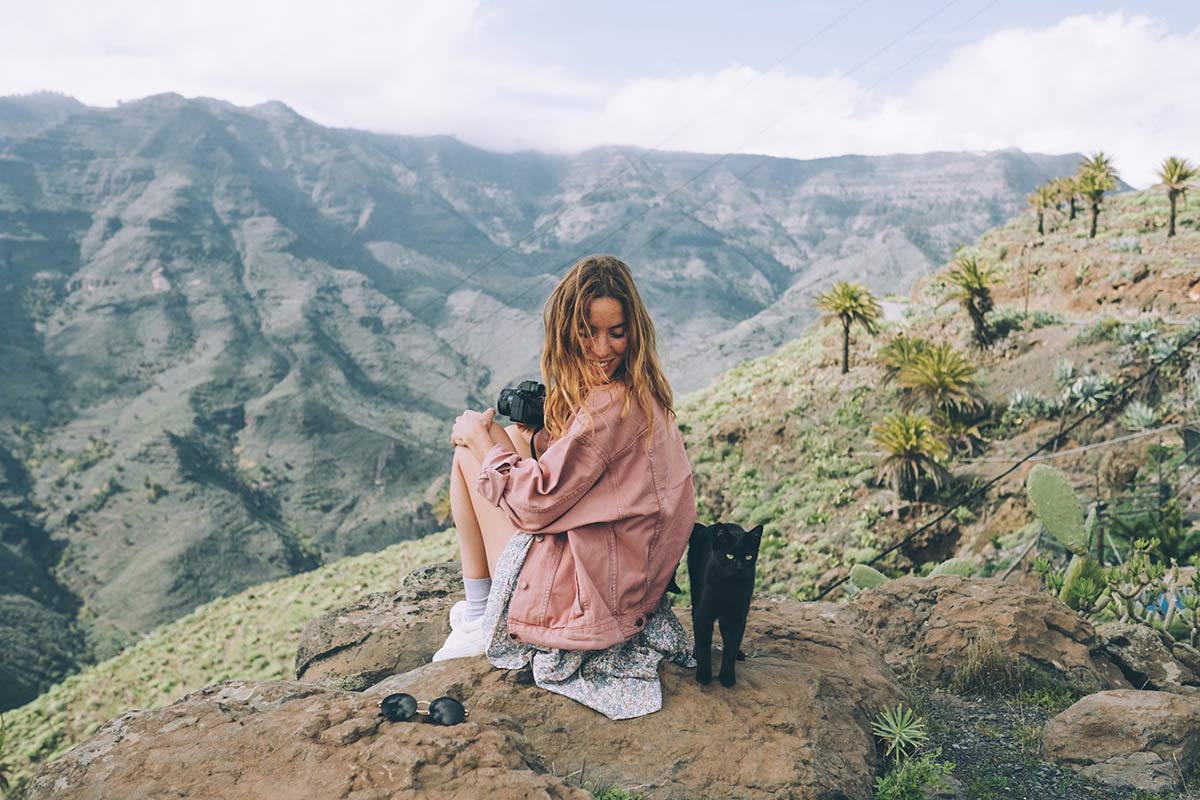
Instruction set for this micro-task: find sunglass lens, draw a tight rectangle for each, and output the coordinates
[380,693,418,722]
[427,696,466,726]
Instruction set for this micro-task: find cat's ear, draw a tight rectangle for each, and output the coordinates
[690,522,707,544]
[748,525,764,539]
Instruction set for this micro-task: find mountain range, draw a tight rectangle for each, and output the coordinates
[0,90,1085,709]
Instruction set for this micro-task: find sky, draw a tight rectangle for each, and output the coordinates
[3,1,1199,187]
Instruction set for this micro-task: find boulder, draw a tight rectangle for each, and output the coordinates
[1097,621,1200,694]
[1042,689,1200,792]
[294,561,462,690]
[370,596,904,800]
[25,679,588,800]
[844,575,1129,692]
[32,595,905,800]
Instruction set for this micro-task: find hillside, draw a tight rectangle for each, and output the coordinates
[0,90,1085,707]
[678,182,1200,601]
[4,180,1197,795]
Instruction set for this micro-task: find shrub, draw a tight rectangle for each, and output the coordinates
[1030,310,1063,328]
[1113,235,1142,253]
[1120,400,1158,432]
[1053,358,1077,390]
[873,751,956,800]
[1062,372,1117,414]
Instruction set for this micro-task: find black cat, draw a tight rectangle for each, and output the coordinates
[686,521,761,687]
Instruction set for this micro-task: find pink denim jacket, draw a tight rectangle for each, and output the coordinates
[476,382,696,650]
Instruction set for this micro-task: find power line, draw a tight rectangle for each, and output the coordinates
[816,322,1200,600]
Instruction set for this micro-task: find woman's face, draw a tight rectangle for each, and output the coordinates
[580,297,628,382]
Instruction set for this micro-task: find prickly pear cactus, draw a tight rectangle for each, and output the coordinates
[849,563,888,590]
[1026,464,1088,555]
[929,557,976,578]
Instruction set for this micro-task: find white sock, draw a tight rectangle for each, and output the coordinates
[463,576,492,622]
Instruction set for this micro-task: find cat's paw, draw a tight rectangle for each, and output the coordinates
[719,669,736,688]
[736,649,747,661]
[695,667,712,685]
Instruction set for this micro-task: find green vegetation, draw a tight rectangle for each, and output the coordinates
[814,280,883,374]
[872,412,949,516]
[1156,155,1197,238]
[2,529,459,794]
[1077,151,1120,239]
[942,254,996,348]
[871,704,956,800]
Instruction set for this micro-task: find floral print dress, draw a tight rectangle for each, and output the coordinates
[482,532,696,720]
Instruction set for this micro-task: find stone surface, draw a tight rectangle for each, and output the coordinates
[1042,689,1200,793]
[294,561,462,690]
[1097,621,1200,694]
[370,595,905,800]
[843,575,1130,692]
[26,679,588,800]
[33,594,904,800]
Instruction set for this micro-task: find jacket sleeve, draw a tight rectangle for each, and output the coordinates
[474,422,614,535]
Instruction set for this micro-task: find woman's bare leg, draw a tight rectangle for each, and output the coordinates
[449,422,531,578]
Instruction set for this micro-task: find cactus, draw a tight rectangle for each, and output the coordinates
[849,563,888,590]
[1027,464,1109,611]
[1026,464,1089,555]
[929,557,976,578]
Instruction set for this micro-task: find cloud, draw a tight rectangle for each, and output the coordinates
[1,8,1195,187]
[549,12,1200,188]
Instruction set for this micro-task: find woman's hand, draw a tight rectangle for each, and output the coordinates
[451,408,503,460]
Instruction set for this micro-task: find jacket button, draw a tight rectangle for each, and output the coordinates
[519,580,529,590]
[534,535,543,542]
[635,616,645,627]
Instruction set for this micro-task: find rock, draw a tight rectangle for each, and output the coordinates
[921,773,966,799]
[26,679,589,800]
[294,561,461,690]
[1097,621,1200,693]
[369,595,904,799]
[844,575,1129,692]
[1042,689,1200,793]
[35,595,904,800]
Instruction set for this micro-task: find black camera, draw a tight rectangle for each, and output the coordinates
[497,380,545,429]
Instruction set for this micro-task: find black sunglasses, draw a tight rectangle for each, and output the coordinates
[378,692,468,726]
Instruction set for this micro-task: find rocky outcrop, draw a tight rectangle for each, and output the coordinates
[844,575,1129,691]
[1097,621,1200,694]
[33,594,905,800]
[1042,689,1200,793]
[294,561,461,690]
[25,680,589,800]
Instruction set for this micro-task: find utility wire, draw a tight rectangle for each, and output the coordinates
[815,323,1200,600]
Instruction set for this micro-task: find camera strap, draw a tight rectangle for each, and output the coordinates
[530,424,545,461]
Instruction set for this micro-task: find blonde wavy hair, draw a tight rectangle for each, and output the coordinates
[540,254,674,441]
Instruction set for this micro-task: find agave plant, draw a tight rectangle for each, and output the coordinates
[1120,400,1158,432]
[878,333,930,385]
[1003,389,1056,428]
[1063,372,1117,414]
[872,704,929,761]
[943,254,997,348]
[1077,152,1120,239]
[814,281,883,374]
[873,412,950,517]
[1053,358,1077,391]
[897,343,985,421]
[1156,155,1197,238]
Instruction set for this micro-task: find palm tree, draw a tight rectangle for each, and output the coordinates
[1077,152,1119,239]
[1027,184,1054,235]
[815,281,883,374]
[873,412,950,518]
[1054,176,1079,221]
[1156,156,1197,238]
[878,333,930,385]
[943,254,996,348]
[897,343,985,421]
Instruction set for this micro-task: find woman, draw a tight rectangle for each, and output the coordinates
[438,253,697,719]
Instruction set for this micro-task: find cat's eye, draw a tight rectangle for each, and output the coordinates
[725,553,734,560]
[744,554,753,560]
